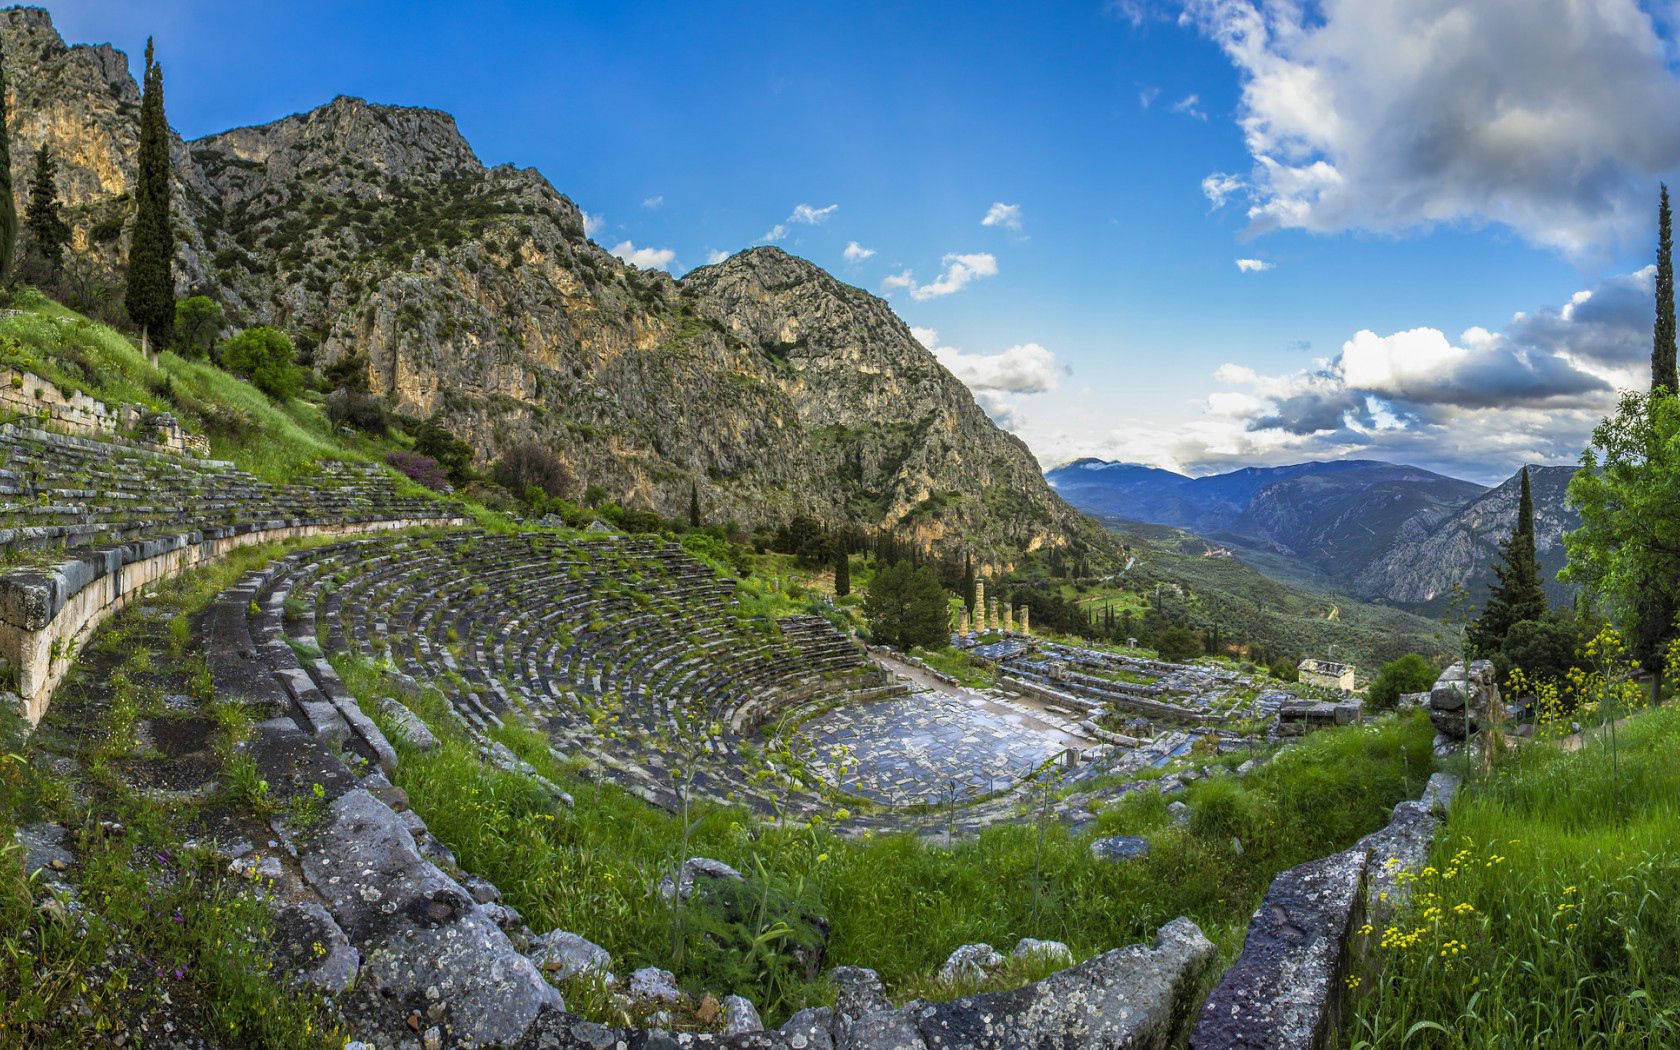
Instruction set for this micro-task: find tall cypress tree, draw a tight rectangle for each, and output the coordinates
[833,542,850,598]
[23,144,70,277]
[124,38,174,342]
[1470,467,1547,655]
[1655,185,1677,394]
[0,35,17,284]
[687,484,700,528]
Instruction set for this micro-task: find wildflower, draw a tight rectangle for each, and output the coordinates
[1453,902,1475,915]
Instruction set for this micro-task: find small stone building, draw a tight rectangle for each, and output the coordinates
[1297,657,1355,692]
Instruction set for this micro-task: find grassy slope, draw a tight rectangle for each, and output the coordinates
[1347,708,1680,1047]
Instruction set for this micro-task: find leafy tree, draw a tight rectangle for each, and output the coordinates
[834,545,851,598]
[1501,612,1586,687]
[1657,184,1677,394]
[1154,625,1202,664]
[170,295,220,358]
[1470,467,1547,656]
[21,144,69,279]
[863,560,948,650]
[414,416,476,483]
[1366,653,1437,709]
[219,325,300,400]
[124,39,174,344]
[0,38,15,284]
[1564,390,1680,679]
[1269,659,1299,683]
[493,440,576,501]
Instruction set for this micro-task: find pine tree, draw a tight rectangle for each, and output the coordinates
[1470,467,1547,655]
[833,543,851,598]
[23,144,69,278]
[687,484,700,528]
[1656,185,1678,394]
[0,36,16,284]
[124,38,174,343]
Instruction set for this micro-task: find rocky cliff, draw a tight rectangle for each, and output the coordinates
[1,6,1097,561]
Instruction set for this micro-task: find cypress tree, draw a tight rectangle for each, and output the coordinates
[0,35,16,284]
[687,484,700,527]
[124,38,174,343]
[1656,185,1677,394]
[834,543,850,598]
[23,144,69,278]
[960,552,975,613]
[1470,467,1547,655]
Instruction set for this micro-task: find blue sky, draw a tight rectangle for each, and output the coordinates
[46,1,1680,483]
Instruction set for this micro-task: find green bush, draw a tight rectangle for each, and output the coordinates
[1365,653,1437,709]
[863,560,949,650]
[218,325,301,400]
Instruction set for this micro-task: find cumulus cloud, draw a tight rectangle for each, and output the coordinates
[982,202,1024,230]
[610,241,677,271]
[1176,267,1656,478]
[843,241,875,263]
[705,248,730,265]
[883,252,999,300]
[1183,0,1680,255]
[1235,258,1271,272]
[762,202,839,242]
[914,328,1060,431]
[582,211,605,237]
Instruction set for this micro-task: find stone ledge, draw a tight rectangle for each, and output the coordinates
[1188,772,1462,1050]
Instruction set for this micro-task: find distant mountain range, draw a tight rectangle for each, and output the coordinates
[1047,458,1579,612]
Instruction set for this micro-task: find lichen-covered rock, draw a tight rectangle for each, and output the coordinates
[528,930,612,983]
[1090,835,1150,862]
[1189,849,1368,1050]
[937,943,1004,984]
[660,855,745,902]
[627,966,684,1006]
[1011,938,1074,965]
[723,994,764,1035]
[271,899,358,995]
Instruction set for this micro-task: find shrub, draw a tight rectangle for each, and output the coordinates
[326,388,389,435]
[492,440,577,501]
[218,325,301,400]
[414,416,476,483]
[1365,653,1438,709]
[1154,626,1202,664]
[171,295,221,358]
[385,450,447,490]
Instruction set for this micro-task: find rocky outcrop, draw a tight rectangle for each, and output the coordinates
[0,8,1099,562]
[1427,660,1501,744]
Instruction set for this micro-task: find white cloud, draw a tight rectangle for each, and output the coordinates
[982,202,1024,231]
[641,195,664,210]
[1139,86,1161,109]
[609,240,677,271]
[915,327,1060,432]
[790,202,838,225]
[762,202,839,243]
[843,241,876,263]
[582,211,604,237]
[1184,0,1680,256]
[1235,258,1271,272]
[1201,172,1245,209]
[705,248,730,265]
[883,252,999,300]
[1170,93,1208,120]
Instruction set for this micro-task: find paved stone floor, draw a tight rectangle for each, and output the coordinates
[803,690,1070,805]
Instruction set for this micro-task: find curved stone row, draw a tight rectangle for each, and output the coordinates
[243,530,895,815]
[0,423,463,720]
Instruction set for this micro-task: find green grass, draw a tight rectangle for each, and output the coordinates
[1347,707,1680,1048]
[909,646,995,688]
[336,649,1434,1028]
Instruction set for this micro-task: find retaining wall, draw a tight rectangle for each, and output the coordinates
[1,514,469,724]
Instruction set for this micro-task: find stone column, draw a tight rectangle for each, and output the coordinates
[974,580,986,630]
[958,608,970,634]
[1020,606,1030,636]
[1003,603,1014,633]
[988,597,999,631]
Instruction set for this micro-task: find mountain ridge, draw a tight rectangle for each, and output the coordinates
[3,6,1099,562]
